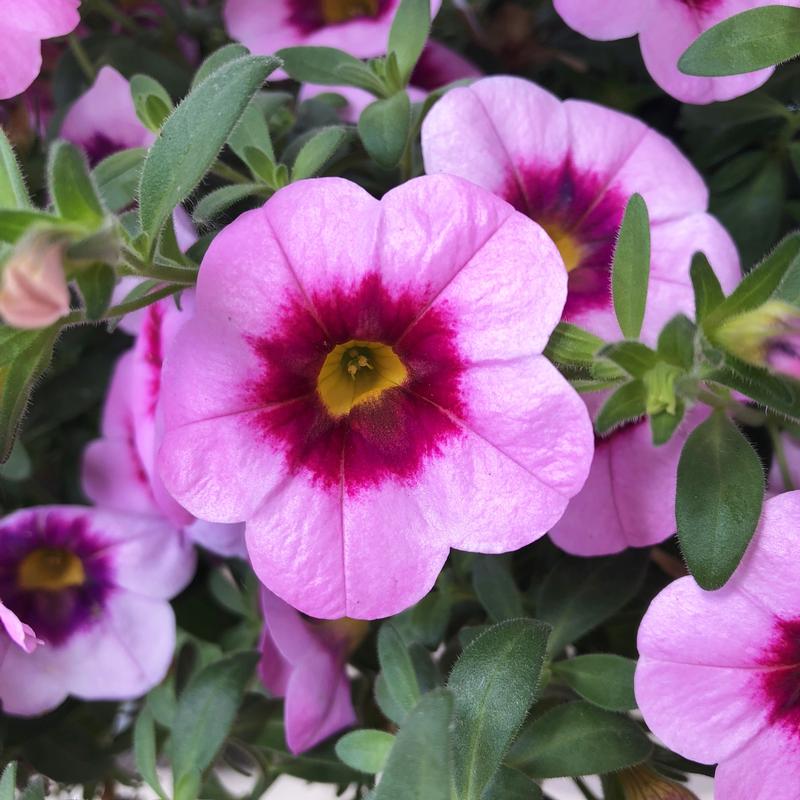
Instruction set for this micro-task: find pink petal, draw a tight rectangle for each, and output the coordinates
[0,26,43,101]
[553,0,652,40]
[0,640,68,716]
[0,0,80,36]
[187,519,247,558]
[0,601,38,653]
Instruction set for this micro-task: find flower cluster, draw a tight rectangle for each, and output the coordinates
[0,0,798,798]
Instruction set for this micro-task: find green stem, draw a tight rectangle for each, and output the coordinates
[120,250,198,285]
[770,424,796,490]
[61,283,183,327]
[573,777,600,800]
[211,162,253,185]
[87,0,143,34]
[68,36,95,83]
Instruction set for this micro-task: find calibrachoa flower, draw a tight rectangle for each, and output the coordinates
[422,76,740,555]
[768,434,800,495]
[552,0,800,104]
[0,0,80,100]
[0,506,195,716]
[157,175,594,618]
[259,589,364,753]
[82,299,247,558]
[61,65,156,166]
[223,0,441,65]
[299,40,479,122]
[636,491,800,799]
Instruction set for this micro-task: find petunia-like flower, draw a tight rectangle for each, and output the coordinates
[0,505,195,715]
[157,174,594,619]
[768,433,800,495]
[223,0,441,67]
[299,40,479,122]
[259,589,364,753]
[61,65,156,167]
[82,298,247,559]
[0,0,80,100]
[422,76,740,555]
[552,0,800,105]
[636,490,800,799]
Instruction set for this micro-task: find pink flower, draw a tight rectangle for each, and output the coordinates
[299,40,479,122]
[259,590,361,753]
[768,434,800,495]
[223,0,442,69]
[157,175,593,619]
[82,299,247,559]
[422,76,740,555]
[61,66,156,167]
[0,0,80,100]
[553,0,800,105]
[0,505,195,716]
[636,491,800,799]
[0,601,38,654]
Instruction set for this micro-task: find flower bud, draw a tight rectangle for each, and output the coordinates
[317,617,371,655]
[617,765,699,799]
[0,234,70,329]
[716,300,800,380]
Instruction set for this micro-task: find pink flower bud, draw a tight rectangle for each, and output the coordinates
[0,235,70,329]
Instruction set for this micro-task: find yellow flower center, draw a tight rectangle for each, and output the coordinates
[317,340,408,417]
[319,0,379,23]
[18,548,86,591]
[543,223,584,273]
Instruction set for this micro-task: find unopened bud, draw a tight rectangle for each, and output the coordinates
[0,234,69,329]
[317,617,370,655]
[716,300,800,380]
[617,765,699,799]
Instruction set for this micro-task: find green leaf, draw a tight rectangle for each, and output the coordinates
[139,55,279,257]
[552,655,637,712]
[598,341,660,377]
[650,400,686,446]
[388,0,431,84]
[705,232,800,331]
[472,556,524,622]
[75,263,116,320]
[229,99,276,175]
[0,325,60,462]
[48,141,105,228]
[676,411,764,590]
[611,193,650,339]
[171,651,259,785]
[134,707,168,800]
[192,183,267,226]
[595,381,647,436]
[0,763,16,800]
[292,126,348,181]
[277,46,385,95]
[481,767,542,800]
[0,210,63,244]
[509,702,652,779]
[372,689,453,800]
[377,623,421,719]
[544,322,605,367]
[20,778,45,800]
[375,672,407,725]
[335,730,396,774]
[131,74,174,132]
[536,550,649,653]
[0,128,31,209]
[679,6,800,76]
[708,355,800,422]
[448,619,550,800]
[192,44,250,89]
[358,92,411,169]
[657,314,696,370]
[691,252,726,322]
[93,148,147,213]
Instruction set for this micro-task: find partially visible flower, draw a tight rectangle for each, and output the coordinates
[0,601,38,654]
[636,490,800,799]
[259,589,364,753]
[0,233,70,329]
[716,300,800,381]
[157,175,593,619]
[553,0,800,104]
[82,300,247,559]
[223,0,442,75]
[0,0,80,100]
[0,506,195,716]
[617,765,699,799]
[768,433,800,495]
[422,76,739,556]
[61,66,156,167]
[299,40,478,122]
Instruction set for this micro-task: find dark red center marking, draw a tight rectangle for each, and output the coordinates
[759,618,800,735]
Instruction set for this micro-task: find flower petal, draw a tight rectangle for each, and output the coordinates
[553,0,652,40]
